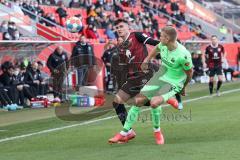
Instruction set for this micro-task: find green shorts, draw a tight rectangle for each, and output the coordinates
[140,72,182,102]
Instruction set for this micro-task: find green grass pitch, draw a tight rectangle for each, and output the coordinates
[0,81,240,160]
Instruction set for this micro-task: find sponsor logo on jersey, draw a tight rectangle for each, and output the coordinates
[142,33,148,38]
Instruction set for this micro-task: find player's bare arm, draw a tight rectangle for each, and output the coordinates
[181,68,193,96]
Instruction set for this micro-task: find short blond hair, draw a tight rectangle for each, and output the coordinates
[161,26,177,42]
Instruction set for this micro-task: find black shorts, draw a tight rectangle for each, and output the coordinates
[209,67,223,77]
[121,63,159,97]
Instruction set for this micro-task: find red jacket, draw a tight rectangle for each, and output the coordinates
[85,28,98,39]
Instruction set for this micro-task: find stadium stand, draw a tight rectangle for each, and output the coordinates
[3,0,202,41]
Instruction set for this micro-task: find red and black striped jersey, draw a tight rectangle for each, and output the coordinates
[205,44,224,68]
[118,32,159,74]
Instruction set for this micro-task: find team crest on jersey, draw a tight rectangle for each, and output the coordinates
[218,47,221,52]
[142,79,148,84]
[184,56,188,59]
[171,58,175,63]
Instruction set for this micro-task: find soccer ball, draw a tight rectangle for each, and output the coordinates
[66,17,83,33]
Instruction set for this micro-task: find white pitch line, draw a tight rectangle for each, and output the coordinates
[0,130,7,132]
[0,88,239,143]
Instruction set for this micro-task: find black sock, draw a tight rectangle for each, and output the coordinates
[144,100,150,106]
[113,102,128,126]
[217,81,222,91]
[175,94,182,103]
[209,82,214,94]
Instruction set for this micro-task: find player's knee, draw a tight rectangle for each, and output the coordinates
[150,101,160,108]
[135,95,147,106]
[218,77,223,81]
[113,95,124,104]
[150,96,163,108]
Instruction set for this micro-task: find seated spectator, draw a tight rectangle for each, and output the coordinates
[131,16,143,31]
[219,24,228,34]
[22,0,32,16]
[192,51,204,81]
[78,0,88,8]
[105,23,116,39]
[170,0,180,12]
[45,13,58,27]
[104,1,113,11]
[12,30,20,40]
[69,0,81,8]
[95,0,104,8]
[25,62,46,96]
[158,4,168,17]
[56,3,68,26]
[13,64,35,106]
[87,5,97,17]
[100,13,110,29]
[0,61,20,106]
[33,1,44,17]
[179,11,186,24]
[194,25,207,39]
[8,22,18,38]
[87,16,96,26]
[85,24,98,39]
[0,81,16,109]
[0,20,8,33]
[95,6,105,19]
[113,1,124,17]
[2,32,12,40]
[121,0,130,7]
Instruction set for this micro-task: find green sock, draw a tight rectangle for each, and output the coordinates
[123,106,140,131]
[151,106,162,129]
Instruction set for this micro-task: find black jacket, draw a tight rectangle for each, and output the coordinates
[47,50,69,73]
[24,68,43,85]
[71,42,95,68]
[0,72,15,87]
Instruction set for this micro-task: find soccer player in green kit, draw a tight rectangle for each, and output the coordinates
[108,26,193,145]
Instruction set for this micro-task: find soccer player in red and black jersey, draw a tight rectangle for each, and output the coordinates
[203,35,225,96]
[110,19,179,142]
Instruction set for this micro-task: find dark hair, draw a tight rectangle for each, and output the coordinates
[211,35,217,38]
[1,61,14,71]
[37,61,43,66]
[114,19,128,26]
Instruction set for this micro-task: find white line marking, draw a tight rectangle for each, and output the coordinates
[0,130,7,132]
[0,88,239,143]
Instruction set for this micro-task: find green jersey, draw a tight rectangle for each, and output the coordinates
[156,42,193,88]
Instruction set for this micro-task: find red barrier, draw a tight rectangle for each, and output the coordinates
[223,43,240,67]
